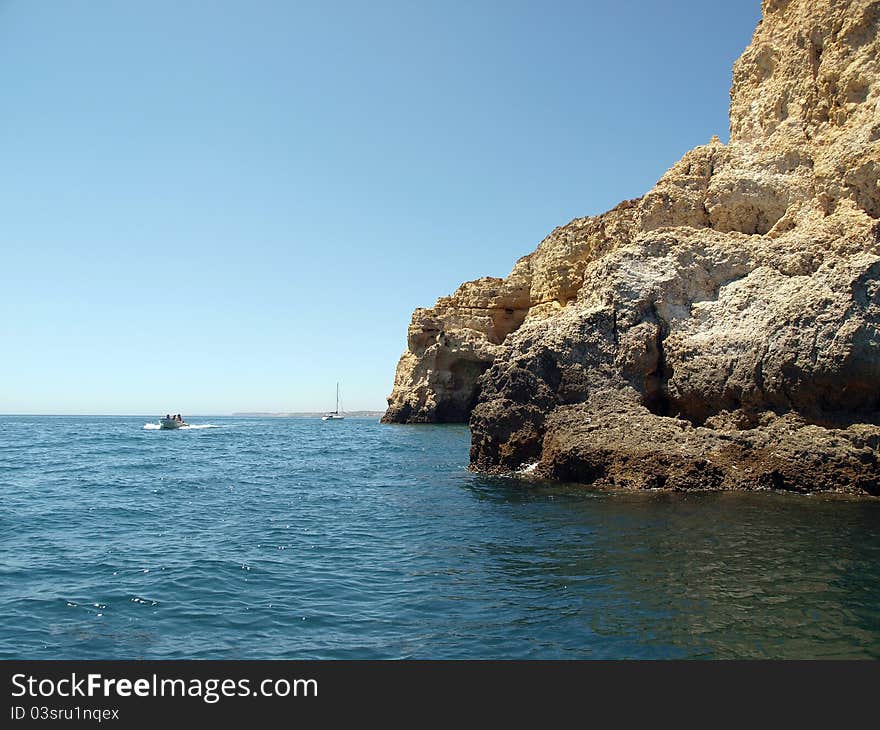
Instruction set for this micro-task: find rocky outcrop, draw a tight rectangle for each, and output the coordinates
[381,212,629,423]
[381,268,532,423]
[384,0,880,495]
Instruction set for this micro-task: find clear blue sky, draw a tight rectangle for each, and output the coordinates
[0,0,761,415]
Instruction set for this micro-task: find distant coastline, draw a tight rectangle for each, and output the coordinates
[232,411,385,418]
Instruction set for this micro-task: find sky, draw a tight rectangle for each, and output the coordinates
[0,0,762,415]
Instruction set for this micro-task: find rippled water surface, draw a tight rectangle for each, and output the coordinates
[1,415,879,659]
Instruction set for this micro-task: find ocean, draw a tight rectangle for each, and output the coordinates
[1,415,879,659]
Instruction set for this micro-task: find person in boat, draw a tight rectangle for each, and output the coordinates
[165,414,171,420]
[175,414,182,422]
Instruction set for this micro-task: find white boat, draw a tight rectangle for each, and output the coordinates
[159,416,187,429]
[321,383,345,421]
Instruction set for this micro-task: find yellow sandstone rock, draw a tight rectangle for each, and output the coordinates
[383,0,880,494]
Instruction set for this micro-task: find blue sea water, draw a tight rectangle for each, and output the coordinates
[1,415,879,659]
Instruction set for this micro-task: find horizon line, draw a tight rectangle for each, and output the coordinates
[0,411,388,417]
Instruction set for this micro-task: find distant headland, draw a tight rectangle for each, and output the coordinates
[232,411,385,418]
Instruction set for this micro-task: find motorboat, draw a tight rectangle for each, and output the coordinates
[159,416,187,429]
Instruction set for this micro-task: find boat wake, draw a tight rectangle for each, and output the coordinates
[143,423,224,431]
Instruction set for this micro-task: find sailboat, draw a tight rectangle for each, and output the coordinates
[322,382,345,421]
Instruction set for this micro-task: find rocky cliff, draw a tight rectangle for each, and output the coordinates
[383,0,880,495]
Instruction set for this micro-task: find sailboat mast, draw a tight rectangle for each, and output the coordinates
[336,382,339,413]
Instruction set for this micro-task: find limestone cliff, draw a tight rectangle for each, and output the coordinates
[383,0,880,495]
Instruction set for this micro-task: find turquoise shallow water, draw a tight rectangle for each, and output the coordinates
[1,415,879,659]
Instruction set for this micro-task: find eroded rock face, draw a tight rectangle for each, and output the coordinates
[537,392,879,495]
[385,0,880,494]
